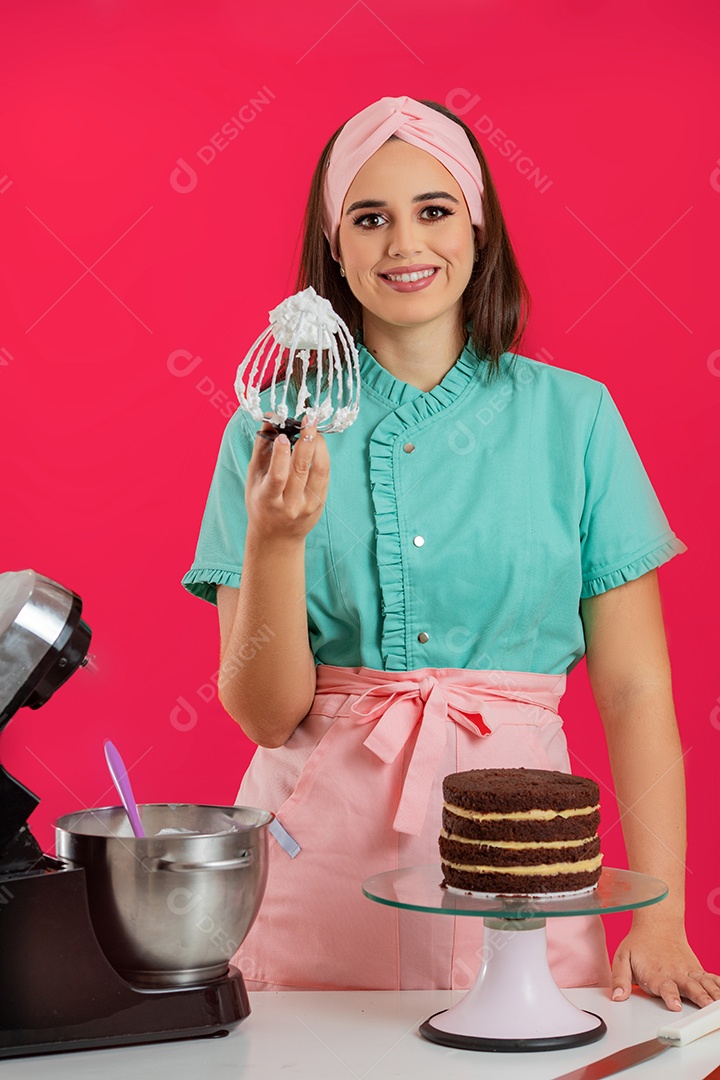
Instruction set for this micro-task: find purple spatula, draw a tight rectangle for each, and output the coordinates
[103,739,145,838]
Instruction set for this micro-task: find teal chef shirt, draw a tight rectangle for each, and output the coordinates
[181,336,687,676]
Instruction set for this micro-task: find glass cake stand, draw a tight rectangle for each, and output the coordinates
[362,865,667,1052]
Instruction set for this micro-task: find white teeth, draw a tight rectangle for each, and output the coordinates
[385,268,436,283]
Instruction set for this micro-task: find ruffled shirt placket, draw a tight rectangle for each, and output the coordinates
[363,341,482,672]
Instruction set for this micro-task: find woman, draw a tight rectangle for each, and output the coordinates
[182,96,720,1008]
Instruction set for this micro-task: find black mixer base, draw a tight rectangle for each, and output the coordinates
[0,859,250,1059]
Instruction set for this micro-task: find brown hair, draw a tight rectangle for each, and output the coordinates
[291,98,531,385]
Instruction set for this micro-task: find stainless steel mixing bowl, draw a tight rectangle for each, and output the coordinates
[55,803,272,988]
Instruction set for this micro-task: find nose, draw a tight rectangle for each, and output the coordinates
[387,213,423,256]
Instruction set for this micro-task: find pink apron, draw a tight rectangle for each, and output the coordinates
[232,665,611,992]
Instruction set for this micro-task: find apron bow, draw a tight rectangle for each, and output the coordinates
[349,675,492,836]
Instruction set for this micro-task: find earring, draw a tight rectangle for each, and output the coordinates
[339,265,346,277]
[474,249,479,262]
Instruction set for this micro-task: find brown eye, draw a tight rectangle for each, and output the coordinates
[421,206,455,221]
[352,212,386,228]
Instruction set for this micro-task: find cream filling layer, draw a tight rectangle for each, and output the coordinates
[444,801,600,822]
[441,854,603,876]
[440,828,596,849]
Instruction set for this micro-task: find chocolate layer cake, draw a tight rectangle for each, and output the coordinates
[439,768,602,895]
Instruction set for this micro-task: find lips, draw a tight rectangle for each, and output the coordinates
[379,267,440,293]
[379,265,438,279]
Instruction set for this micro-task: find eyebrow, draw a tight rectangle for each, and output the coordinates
[344,191,460,216]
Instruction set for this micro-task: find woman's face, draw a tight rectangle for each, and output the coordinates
[336,138,479,331]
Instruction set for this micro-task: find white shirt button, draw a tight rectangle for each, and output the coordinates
[403,443,415,454]
[417,632,429,644]
[413,536,425,547]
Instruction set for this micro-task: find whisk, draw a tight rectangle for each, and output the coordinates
[234,286,361,445]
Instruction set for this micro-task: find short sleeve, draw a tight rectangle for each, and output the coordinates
[579,383,688,598]
[180,408,257,606]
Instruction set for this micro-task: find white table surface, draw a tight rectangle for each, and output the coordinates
[2,987,719,1079]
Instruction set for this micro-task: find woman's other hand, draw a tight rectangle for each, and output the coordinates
[611,924,720,1010]
[245,417,330,542]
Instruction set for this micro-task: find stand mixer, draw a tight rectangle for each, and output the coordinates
[0,569,266,1059]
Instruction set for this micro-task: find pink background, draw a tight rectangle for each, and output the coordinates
[1,1,718,972]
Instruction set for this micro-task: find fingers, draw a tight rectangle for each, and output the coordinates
[651,977,683,1011]
[247,419,281,481]
[282,423,326,508]
[610,945,632,1002]
[281,421,315,498]
[246,413,330,534]
[673,971,720,1009]
[632,972,720,1011]
[261,432,292,497]
[304,428,330,510]
[697,973,720,1001]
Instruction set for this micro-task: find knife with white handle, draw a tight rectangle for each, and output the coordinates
[553,999,720,1080]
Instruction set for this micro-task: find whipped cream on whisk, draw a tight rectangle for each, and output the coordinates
[234,286,361,434]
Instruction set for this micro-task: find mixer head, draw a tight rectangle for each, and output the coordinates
[0,570,92,871]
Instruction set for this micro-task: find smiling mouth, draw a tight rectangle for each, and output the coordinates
[380,268,439,283]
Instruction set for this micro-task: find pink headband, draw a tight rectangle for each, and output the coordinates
[322,95,485,262]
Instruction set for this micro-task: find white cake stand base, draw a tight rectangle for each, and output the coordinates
[420,916,605,1051]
